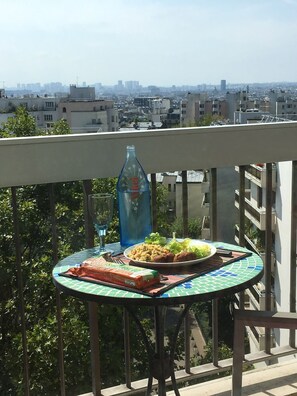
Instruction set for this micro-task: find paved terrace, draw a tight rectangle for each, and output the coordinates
[169,359,297,396]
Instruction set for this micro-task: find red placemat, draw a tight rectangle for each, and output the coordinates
[60,248,251,297]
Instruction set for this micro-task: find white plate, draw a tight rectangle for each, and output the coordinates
[123,239,217,269]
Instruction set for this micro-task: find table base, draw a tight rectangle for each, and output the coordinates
[127,304,193,396]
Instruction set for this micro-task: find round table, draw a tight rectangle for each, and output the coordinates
[52,241,264,396]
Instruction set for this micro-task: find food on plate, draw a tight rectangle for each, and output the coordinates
[144,232,167,246]
[128,243,171,262]
[127,232,213,263]
[153,252,175,263]
[173,251,197,262]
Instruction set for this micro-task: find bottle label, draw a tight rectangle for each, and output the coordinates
[131,177,139,199]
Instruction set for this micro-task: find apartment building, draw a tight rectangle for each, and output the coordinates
[0,85,119,132]
[153,168,238,245]
[0,94,59,128]
[181,92,243,126]
[276,96,297,119]
[181,90,284,125]
[58,86,118,133]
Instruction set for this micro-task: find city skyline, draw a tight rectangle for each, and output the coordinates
[1,0,297,88]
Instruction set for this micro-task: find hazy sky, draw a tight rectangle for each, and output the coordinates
[1,0,297,88]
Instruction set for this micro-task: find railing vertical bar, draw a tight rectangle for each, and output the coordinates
[181,170,188,237]
[123,308,132,388]
[11,187,30,396]
[238,166,246,310]
[265,163,273,353]
[184,310,191,373]
[210,168,217,241]
[83,180,101,393]
[151,173,157,231]
[210,168,218,366]
[83,180,94,248]
[238,166,246,247]
[290,161,297,347]
[88,302,101,396]
[181,171,190,372]
[49,184,66,396]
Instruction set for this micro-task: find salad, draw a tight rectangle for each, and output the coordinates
[140,232,212,262]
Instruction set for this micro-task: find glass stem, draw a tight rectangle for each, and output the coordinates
[99,234,105,251]
[95,225,107,251]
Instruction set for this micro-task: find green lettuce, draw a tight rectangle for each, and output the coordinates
[144,232,167,246]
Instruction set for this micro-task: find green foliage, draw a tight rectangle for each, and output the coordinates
[47,118,71,135]
[0,105,71,138]
[168,217,202,239]
[0,105,39,137]
[184,114,224,128]
[200,340,233,364]
[189,340,233,384]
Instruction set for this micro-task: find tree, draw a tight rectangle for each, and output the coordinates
[0,106,72,138]
[47,118,71,135]
[0,105,39,137]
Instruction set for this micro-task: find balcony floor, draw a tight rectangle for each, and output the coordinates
[168,359,297,396]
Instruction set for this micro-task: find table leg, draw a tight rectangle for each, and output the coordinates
[88,302,101,396]
[126,304,193,396]
[154,306,167,395]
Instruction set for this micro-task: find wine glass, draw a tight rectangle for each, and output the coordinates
[88,193,114,254]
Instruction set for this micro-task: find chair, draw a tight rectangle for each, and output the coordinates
[232,309,297,396]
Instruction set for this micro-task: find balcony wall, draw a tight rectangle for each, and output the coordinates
[1,121,297,395]
[2,122,297,189]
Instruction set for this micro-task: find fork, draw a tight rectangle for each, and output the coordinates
[112,257,126,265]
[103,253,126,265]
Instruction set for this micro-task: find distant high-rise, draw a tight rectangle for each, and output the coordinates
[221,79,226,92]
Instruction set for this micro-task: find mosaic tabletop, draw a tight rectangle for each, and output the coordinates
[52,241,264,306]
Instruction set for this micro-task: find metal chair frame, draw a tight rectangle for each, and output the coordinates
[232,309,297,396]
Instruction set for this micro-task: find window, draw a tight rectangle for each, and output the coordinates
[111,115,115,122]
[62,107,66,113]
[44,114,53,121]
[45,101,54,108]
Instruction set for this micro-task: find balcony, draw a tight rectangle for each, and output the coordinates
[1,122,297,395]
[234,190,276,231]
[235,164,277,189]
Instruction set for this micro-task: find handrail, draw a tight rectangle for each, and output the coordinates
[1,122,297,188]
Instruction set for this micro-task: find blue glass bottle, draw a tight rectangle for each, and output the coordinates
[117,145,152,247]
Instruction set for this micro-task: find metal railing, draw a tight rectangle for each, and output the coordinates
[1,122,297,395]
